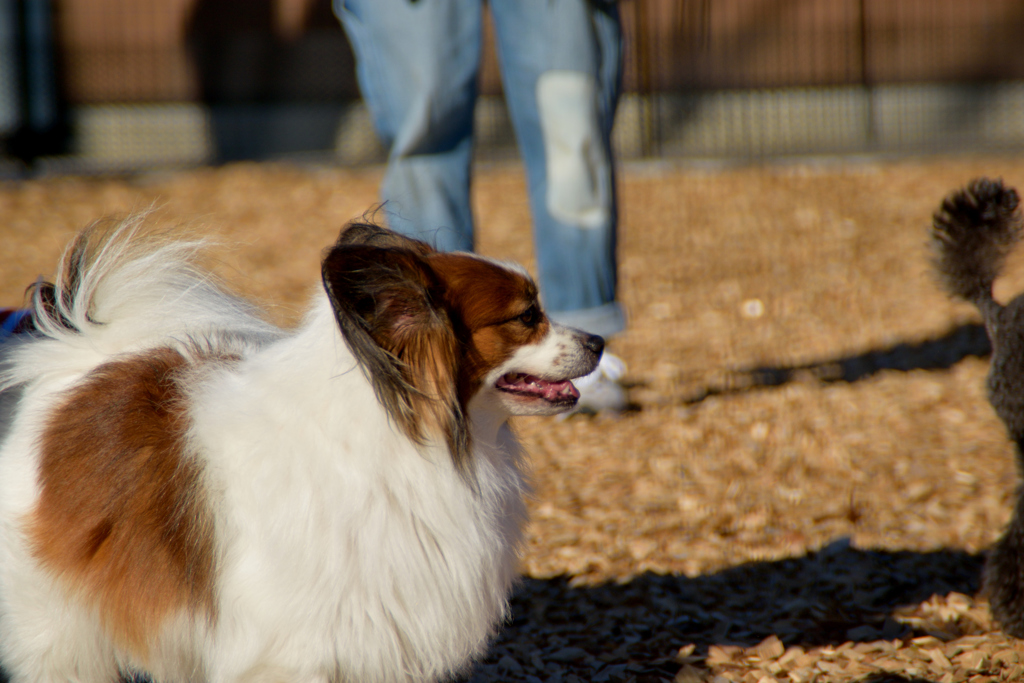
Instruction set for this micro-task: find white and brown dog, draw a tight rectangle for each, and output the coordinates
[0,218,603,682]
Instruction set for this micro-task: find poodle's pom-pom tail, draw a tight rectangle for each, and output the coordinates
[931,177,1022,306]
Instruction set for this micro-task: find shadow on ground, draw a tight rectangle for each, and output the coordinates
[0,540,981,683]
[684,324,990,404]
[471,539,985,682]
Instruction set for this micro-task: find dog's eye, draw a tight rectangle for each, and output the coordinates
[518,306,540,327]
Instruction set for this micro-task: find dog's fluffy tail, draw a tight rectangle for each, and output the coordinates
[1,214,278,390]
[931,177,1022,316]
[27,214,205,339]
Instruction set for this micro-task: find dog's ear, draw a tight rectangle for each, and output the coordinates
[335,221,435,256]
[321,231,469,470]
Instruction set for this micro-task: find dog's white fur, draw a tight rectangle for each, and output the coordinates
[0,217,601,682]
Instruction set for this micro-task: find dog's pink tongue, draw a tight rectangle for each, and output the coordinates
[502,373,579,400]
[544,378,579,401]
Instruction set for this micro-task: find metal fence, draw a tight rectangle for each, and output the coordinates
[2,0,1024,173]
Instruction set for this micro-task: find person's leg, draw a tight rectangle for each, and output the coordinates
[488,0,624,338]
[334,0,481,251]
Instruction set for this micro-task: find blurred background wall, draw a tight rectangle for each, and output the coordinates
[2,0,1024,173]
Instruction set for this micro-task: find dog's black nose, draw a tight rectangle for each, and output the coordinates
[583,333,604,357]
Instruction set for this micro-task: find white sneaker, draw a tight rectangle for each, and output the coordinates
[569,352,627,414]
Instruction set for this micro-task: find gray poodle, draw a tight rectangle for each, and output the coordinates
[931,176,1024,636]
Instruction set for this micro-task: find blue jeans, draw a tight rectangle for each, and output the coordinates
[335,0,624,337]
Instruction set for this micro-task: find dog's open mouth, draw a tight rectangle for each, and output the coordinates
[496,372,580,405]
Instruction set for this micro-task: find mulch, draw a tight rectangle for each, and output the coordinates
[5,156,1024,682]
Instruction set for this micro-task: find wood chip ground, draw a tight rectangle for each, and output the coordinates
[5,157,1024,682]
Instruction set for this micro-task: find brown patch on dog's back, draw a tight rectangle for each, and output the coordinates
[28,347,217,658]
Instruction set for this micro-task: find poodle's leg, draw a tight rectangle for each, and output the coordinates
[986,484,1024,637]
